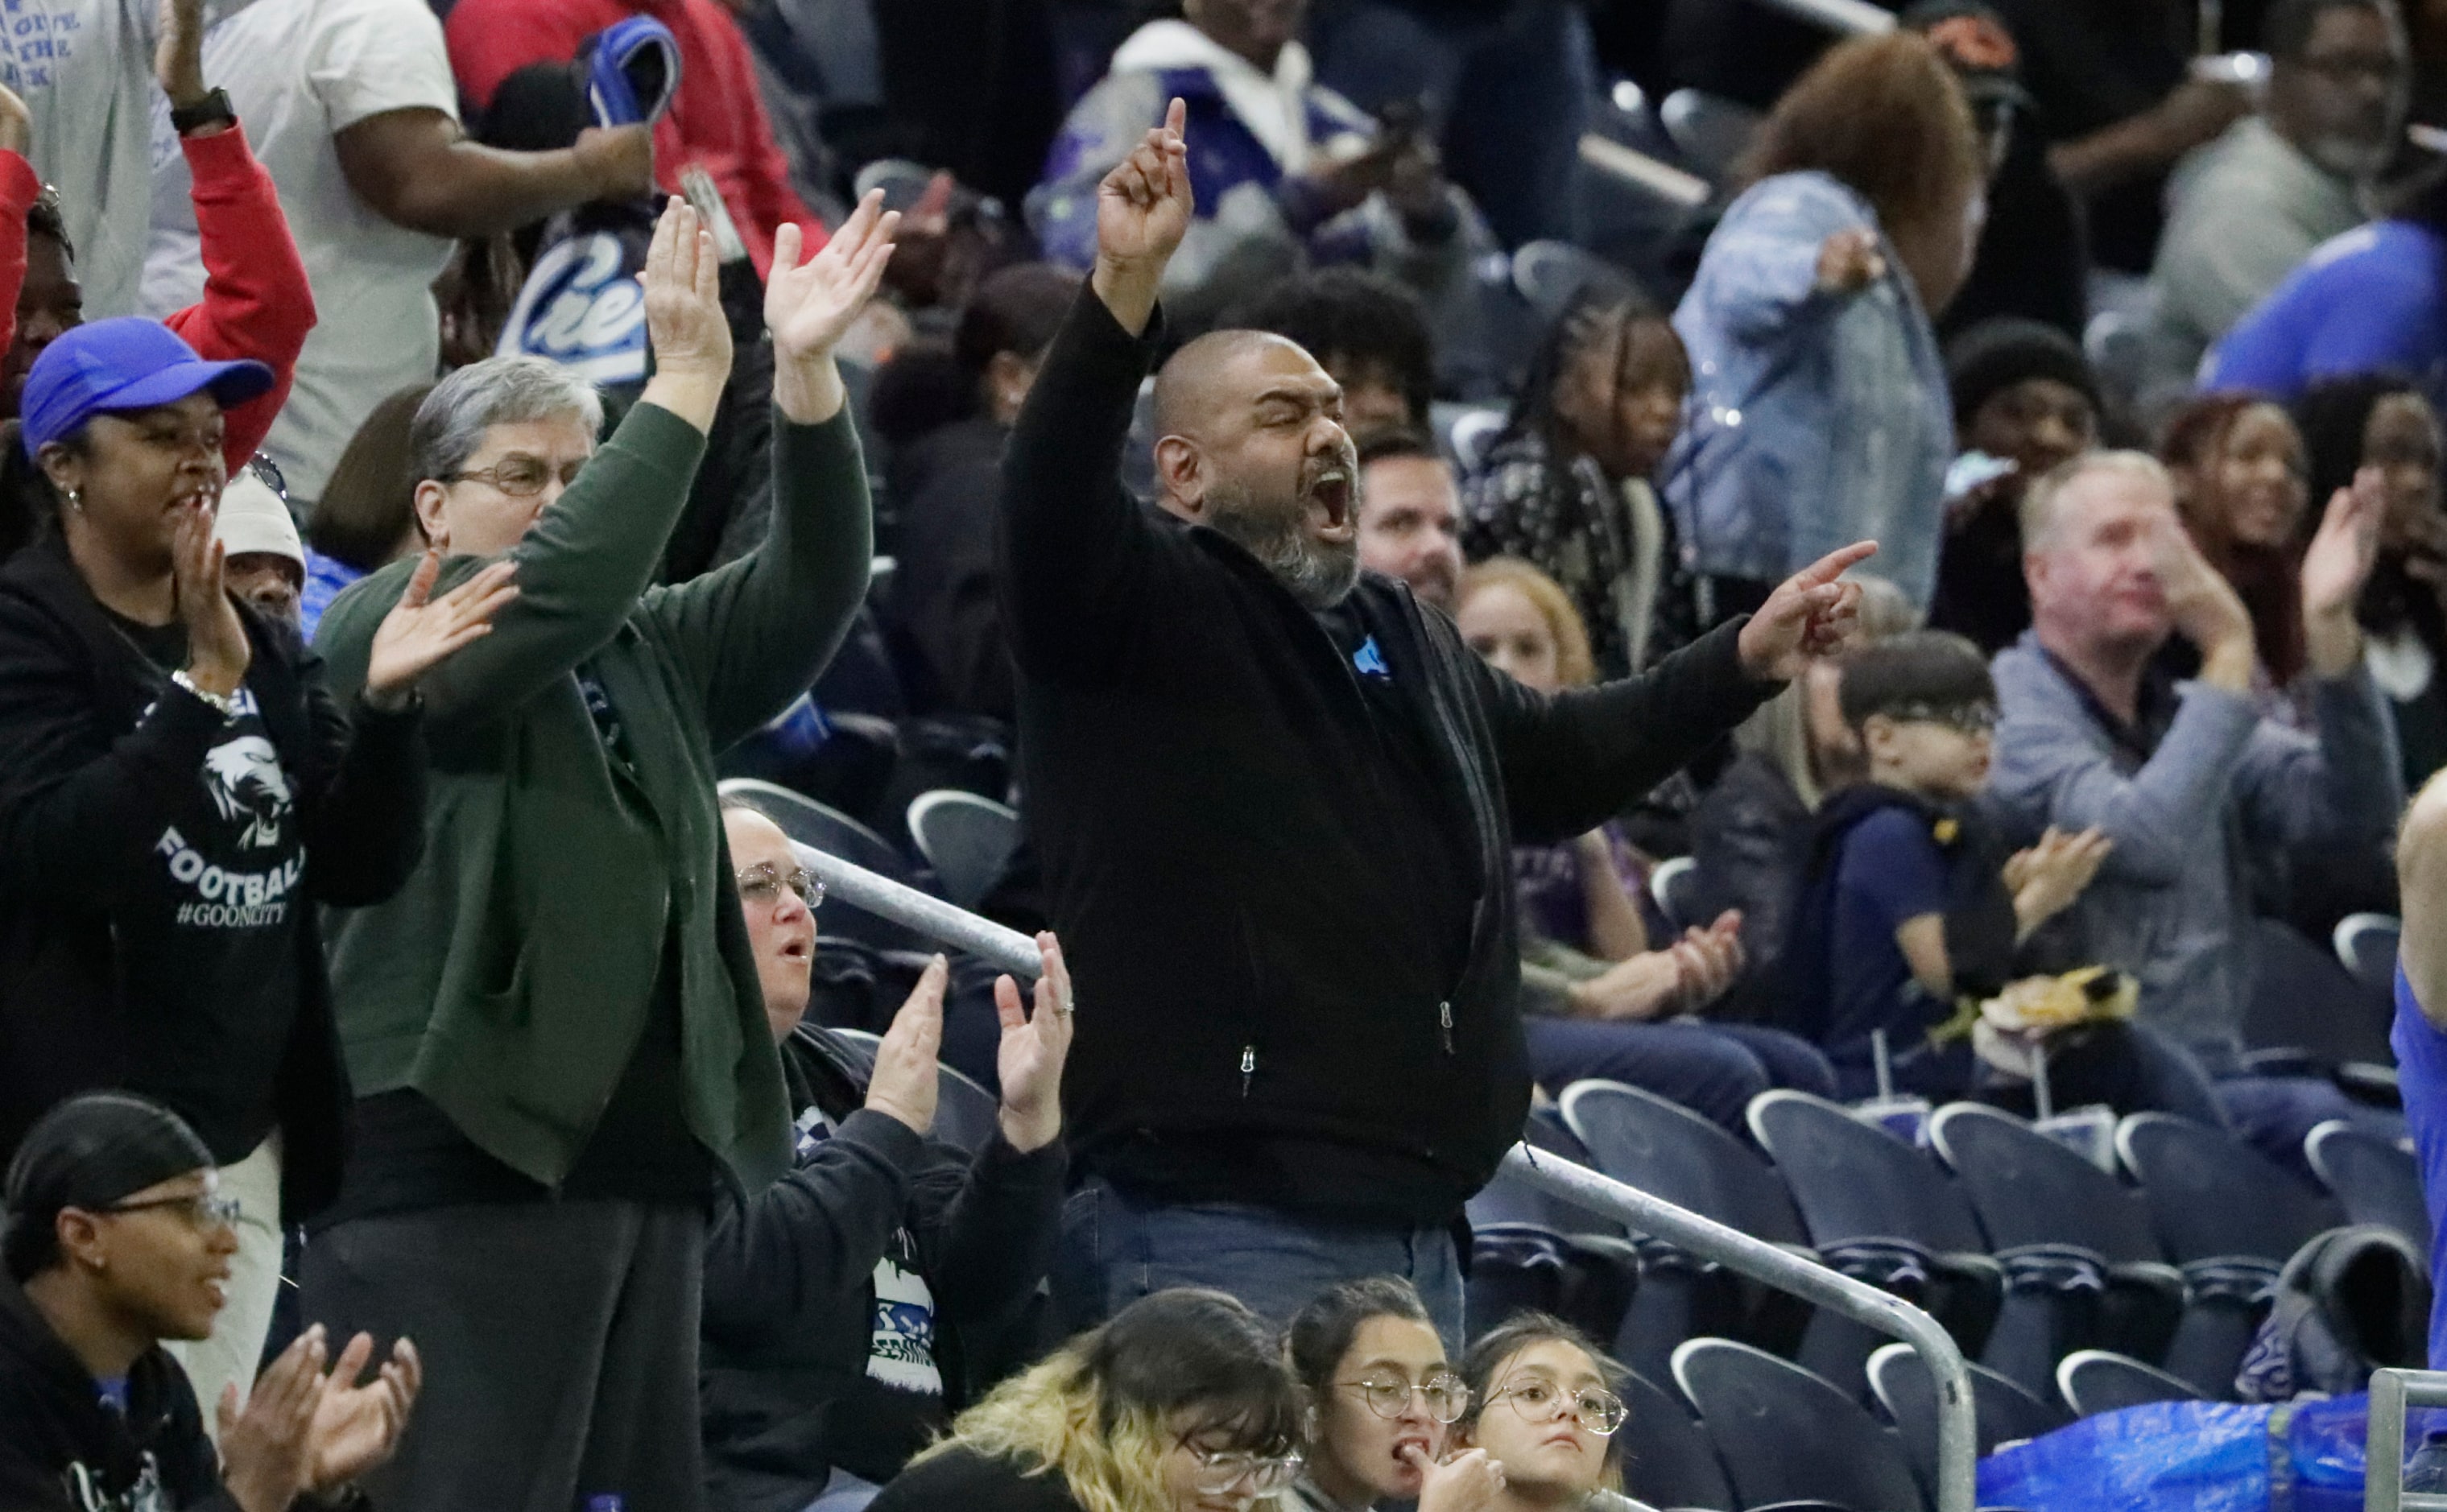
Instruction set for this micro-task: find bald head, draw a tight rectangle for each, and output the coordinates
[1153,328,1316,440]
[1146,326,1362,609]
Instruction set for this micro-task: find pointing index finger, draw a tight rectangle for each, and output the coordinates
[1790,540,1879,591]
[1164,95,1186,143]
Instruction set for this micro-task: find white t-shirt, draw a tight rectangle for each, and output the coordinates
[0,0,164,319]
[141,0,457,501]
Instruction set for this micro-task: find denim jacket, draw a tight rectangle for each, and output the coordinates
[1668,171,1953,609]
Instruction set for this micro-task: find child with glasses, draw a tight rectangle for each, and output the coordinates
[1779,633,2224,1118]
[1283,1278,1505,1512]
[870,1288,1303,1512]
[1449,1313,1651,1512]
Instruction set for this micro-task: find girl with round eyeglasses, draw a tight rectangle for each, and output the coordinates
[1282,1278,1508,1512]
[1449,1313,1657,1512]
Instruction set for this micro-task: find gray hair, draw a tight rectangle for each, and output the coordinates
[407,356,604,485]
[2018,449,2172,553]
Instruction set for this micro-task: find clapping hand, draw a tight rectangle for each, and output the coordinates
[217,1327,327,1512]
[640,197,734,432]
[1737,541,1878,682]
[994,932,1076,1154]
[865,956,949,1136]
[1091,97,1192,333]
[2007,827,2112,938]
[2302,466,2386,676]
[306,1332,421,1493]
[171,490,250,699]
[767,189,900,424]
[362,551,518,711]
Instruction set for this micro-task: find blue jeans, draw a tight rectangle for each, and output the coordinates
[1055,1175,1467,1349]
[2215,1073,2407,1179]
[1305,0,1596,248]
[1523,1016,1838,1133]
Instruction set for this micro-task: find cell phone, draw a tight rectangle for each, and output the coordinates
[1945,451,2018,501]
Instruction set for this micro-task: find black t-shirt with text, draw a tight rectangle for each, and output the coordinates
[110,616,304,1162]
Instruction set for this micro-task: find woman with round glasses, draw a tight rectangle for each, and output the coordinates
[1450,1314,1654,1512]
[870,1287,1303,1512]
[1283,1276,1507,1512]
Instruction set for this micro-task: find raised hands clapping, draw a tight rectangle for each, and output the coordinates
[768,188,901,423]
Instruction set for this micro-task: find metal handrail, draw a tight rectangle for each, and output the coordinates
[1755,0,1895,35]
[792,841,1978,1512]
[2369,1368,2447,1510]
[1500,1145,1976,1511]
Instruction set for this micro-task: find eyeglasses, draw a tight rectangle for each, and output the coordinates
[245,453,287,503]
[1884,701,1999,736]
[1338,1372,1471,1423]
[102,1192,243,1231]
[1484,1377,1628,1436]
[443,453,588,498]
[1180,1444,1302,1497]
[737,863,823,909]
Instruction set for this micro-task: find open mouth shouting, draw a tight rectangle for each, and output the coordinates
[1307,463,1356,543]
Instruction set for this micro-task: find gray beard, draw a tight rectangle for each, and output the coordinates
[1204,481,1359,610]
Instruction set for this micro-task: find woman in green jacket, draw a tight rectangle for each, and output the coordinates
[301,192,899,1512]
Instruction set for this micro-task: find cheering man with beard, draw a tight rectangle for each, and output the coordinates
[1007,99,1879,1342]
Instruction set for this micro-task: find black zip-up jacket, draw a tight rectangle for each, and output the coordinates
[0,1272,232,1510]
[0,536,425,1219]
[998,288,1779,1225]
[701,1026,1065,1511]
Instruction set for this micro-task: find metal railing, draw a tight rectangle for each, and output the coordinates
[1752,0,1895,34]
[793,841,1980,1512]
[2368,1368,2447,1510]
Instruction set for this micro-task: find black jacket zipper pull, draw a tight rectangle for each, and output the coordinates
[1240,1044,1256,1096]
[1438,1001,1454,1053]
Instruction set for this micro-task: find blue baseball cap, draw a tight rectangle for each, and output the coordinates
[19,317,275,456]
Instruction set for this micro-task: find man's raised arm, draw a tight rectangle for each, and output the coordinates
[1486,543,1877,843]
[998,99,1195,687]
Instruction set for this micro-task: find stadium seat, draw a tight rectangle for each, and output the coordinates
[1866,1343,2071,1503]
[1467,1111,1629,1237]
[2305,1120,2431,1251]
[1748,1092,2003,1380]
[1649,854,1701,932]
[720,778,936,953]
[1657,89,1762,180]
[905,789,1020,911]
[1928,1103,2186,1397]
[2116,1113,2346,1396]
[1465,1221,1641,1348]
[2334,912,2404,994]
[801,1024,1002,1155]
[1618,1365,1738,1512]
[1672,1337,1928,1512]
[1560,1080,1817,1383]
[2054,1349,2205,1418]
[1439,404,1508,477]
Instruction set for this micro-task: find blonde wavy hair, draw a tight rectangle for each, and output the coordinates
[1457,557,1599,689]
[907,1288,1302,1512]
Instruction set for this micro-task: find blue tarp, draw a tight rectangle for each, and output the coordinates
[1976,1394,2447,1512]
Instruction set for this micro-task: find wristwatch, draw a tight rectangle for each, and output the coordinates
[169,88,237,138]
[172,667,239,719]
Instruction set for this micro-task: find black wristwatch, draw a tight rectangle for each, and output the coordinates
[170,87,237,137]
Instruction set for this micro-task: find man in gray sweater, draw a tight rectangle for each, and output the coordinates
[1987,449,2401,1163]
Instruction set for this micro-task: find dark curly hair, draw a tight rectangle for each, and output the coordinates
[1226,266,1436,431]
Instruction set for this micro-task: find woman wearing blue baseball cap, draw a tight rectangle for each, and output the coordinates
[0,312,519,1424]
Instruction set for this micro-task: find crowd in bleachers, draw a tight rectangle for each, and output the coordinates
[0,0,2444,1506]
